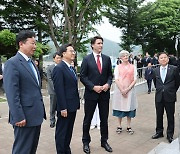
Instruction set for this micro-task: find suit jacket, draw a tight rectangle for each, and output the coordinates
[153,65,180,103]
[52,61,80,112]
[152,57,158,65]
[145,67,153,80]
[142,57,151,67]
[3,52,46,127]
[80,53,113,100]
[47,64,56,95]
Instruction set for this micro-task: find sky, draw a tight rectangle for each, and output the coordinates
[92,0,156,43]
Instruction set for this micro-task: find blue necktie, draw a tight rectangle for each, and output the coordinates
[69,66,77,80]
[28,59,39,85]
[161,68,166,83]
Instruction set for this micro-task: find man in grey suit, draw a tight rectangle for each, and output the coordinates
[3,30,46,154]
[152,52,180,143]
[46,52,61,128]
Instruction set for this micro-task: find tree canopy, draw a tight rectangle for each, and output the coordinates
[0,0,113,53]
[104,0,145,52]
[137,0,180,55]
[104,0,180,55]
[0,29,50,58]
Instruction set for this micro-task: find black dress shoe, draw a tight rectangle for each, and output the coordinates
[167,137,173,143]
[152,133,164,139]
[50,122,55,128]
[83,144,90,154]
[101,142,113,152]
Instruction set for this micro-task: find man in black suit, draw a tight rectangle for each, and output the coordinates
[152,52,180,143]
[52,44,80,154]
[80,36,113,153]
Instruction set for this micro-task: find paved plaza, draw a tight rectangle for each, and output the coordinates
[0,87,180,154]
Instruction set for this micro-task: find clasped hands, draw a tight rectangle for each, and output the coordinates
[93,84,109,93]
[121,87,131,98]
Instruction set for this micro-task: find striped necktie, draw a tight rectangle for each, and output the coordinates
[70,66,77,80]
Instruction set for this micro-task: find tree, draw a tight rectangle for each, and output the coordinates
[104,0,145,52]
[0,29,50,58]
[0,0,113,53]
[0,29,16,58]
[136,0,180,55]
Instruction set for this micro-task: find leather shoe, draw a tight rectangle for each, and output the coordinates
[101,142,113,152]
[83,144,90,154]
[152,133,164,139]
[167,137,173,143]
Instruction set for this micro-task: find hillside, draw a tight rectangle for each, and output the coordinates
[44,38,121,61]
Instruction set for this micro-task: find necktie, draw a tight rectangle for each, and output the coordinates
[28,59,39,85]
[161,67,166,83]
[69,66,77,80]
[97,55,102,73]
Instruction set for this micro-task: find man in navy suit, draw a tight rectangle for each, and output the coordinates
[80,36,113,153]
[3,30,46,154]
[152,52,180,143]
[144,62,154,94]
[52,44,80,154]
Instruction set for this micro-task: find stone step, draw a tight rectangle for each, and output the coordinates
[148,138,180,154]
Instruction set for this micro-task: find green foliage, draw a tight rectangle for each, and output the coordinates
[0,29,50,58]
[136,0,180,55]
[0,29,17,58]
[0,0,115,55]
[33,42,50,58]
[0,29,16,47]
[104,0,145,51]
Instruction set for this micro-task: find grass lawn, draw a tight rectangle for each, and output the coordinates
[0,97,6,103]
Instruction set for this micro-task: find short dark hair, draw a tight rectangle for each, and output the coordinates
[158,52,168,59]
[53,52,61,58]
[59,43,73,57]
[16,30,36,48]
[90,36,103,49]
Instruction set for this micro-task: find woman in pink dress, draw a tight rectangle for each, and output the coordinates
[112,50,138,135]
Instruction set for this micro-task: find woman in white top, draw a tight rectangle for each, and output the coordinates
[112,50,138,135]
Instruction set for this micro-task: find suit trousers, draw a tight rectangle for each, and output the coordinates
[82,99,109,144]
[155,97,175,137]
[55,111,76,154]
[50,94,57,124]
[147,79,152,92]
[13,125,41,154]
